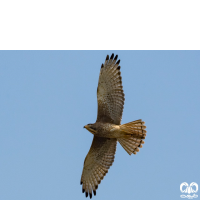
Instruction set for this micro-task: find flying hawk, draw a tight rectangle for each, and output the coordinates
[80,54,146,198]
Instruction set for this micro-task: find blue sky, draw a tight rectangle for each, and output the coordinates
[0,51,200,200]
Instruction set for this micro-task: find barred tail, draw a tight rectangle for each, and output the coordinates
[118,119,146,155]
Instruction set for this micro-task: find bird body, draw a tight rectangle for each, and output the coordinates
[84,122,146,139]
[84,123,121,138]
[80,54,146,198]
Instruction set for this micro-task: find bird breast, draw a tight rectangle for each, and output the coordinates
[95,123,121,138]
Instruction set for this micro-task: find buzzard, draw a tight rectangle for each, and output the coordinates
[80,54,146,198]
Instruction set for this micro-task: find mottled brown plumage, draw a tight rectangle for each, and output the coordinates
[81,54,146,198]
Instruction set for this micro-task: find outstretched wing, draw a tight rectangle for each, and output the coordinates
[80,136,117,198]
[96,54,125,125]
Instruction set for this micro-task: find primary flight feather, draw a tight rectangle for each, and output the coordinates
[80,54,146,198]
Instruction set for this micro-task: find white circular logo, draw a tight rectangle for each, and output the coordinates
[180,182,198,199]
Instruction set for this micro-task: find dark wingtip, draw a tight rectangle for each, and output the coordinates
[89,193,92,199]
[93,190,96,196]
[86,192,88,197]
[116,59,120,65]
[95,185,98,189]
[114,55,118,60]
[110,53,114,59]
[101,64,104,68]
[82,188,85,193]
[106,55,109,60]
[117,66,120,70]
[80,181,83,185]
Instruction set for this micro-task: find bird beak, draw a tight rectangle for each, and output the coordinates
[84,125,89,129]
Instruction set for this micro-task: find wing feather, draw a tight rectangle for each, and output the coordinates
[81,136,117,198]
[96,54,125,125]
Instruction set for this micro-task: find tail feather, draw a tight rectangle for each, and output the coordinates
[118,138,133,155]
[118,119,146,155]
[120,119,146,139]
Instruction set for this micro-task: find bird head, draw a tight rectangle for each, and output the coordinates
[84,123,97,135]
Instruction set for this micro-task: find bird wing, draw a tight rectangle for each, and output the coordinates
[96,54,125,125]
[80,136,117,198]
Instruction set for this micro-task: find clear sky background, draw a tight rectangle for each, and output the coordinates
[0,51,200,200]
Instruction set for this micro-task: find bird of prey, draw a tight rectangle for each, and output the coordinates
[80,54,146,198]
